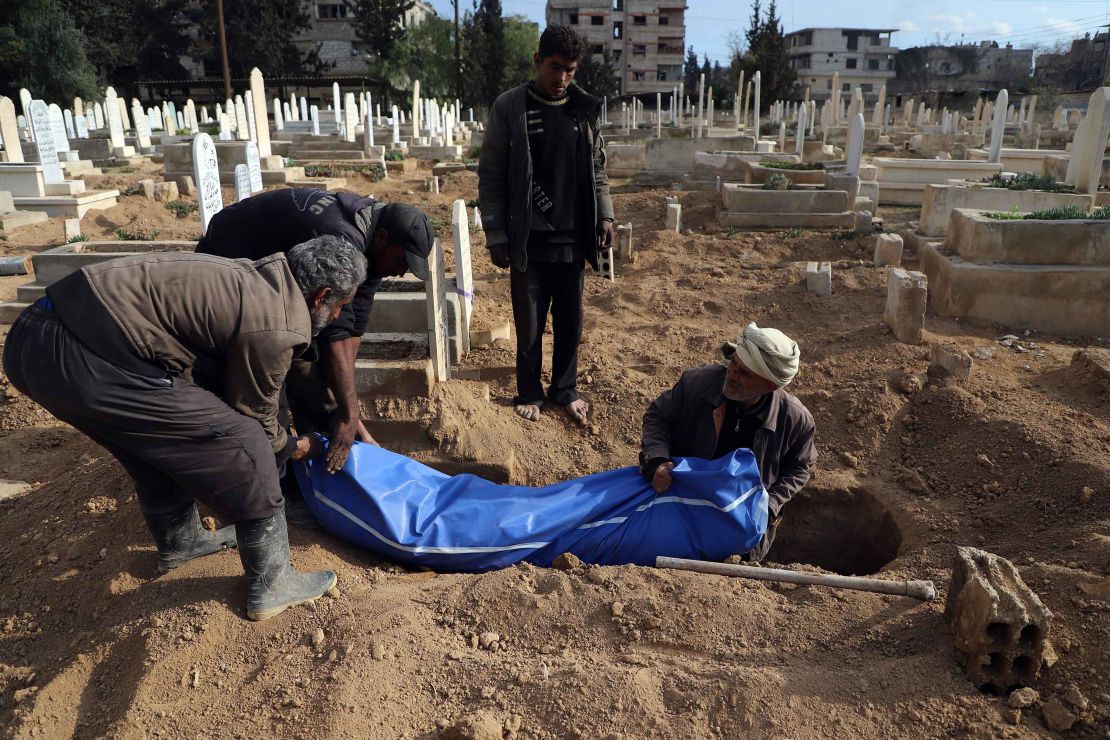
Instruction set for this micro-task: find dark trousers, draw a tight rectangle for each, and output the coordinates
[509,260,585,406]
[3,303,283,523]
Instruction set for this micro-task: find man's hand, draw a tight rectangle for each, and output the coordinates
[596,219,615,250]
[327,415,359,473]
[651,461,675,494]
[488,242,511,269]
[291,434,324,462]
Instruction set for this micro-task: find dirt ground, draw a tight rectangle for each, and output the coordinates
[0,155,1108,739]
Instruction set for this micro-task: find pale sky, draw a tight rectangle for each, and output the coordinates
[425,0,1110,64]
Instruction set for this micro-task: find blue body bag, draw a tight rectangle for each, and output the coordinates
[295,443,767,573]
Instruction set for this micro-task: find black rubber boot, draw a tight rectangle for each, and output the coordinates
[236,512,336,621]
[142,501,237,574]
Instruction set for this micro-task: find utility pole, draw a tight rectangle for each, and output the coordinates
[216,0,233,100]
[454,0,462,102]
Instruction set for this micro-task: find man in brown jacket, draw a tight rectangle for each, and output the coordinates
[3,236,366,621]
[640,323,817,562]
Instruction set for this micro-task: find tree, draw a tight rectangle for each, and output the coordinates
[461,0,504,109]
[194,0,314,79]
[353,0,416,61]
[730,0,797,110]
[0,0,97,101]
[61,0,191,88]
[575,37,619,98]
[683,46,699,93]
[502,15,538,89]
[390,15,455,97]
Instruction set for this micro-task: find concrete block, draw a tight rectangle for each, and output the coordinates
[945,547,1052,692]
[471,319,511,346]
[883,267,927,344]
[805,261,831,297]
[929,343,973,381]
[874,233,904,267]
[179,176,197,196]
[665,203,681,232]
[153,181,179,202]
[138,178,156,199]
[64,218,82,241]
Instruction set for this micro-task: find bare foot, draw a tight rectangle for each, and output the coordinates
[515,403,542,422]
[562,399,590,426]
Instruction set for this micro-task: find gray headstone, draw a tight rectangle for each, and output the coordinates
[234,163,251,202]
[245,141,262,194]
[29,100,63,184]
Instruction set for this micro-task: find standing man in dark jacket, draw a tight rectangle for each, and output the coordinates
[196,188,435,473]
[478,25,615,424]
[640,323,818,562]
[3,237,367,620]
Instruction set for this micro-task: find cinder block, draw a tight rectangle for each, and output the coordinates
[138,178,156,199]
[874,233,904,267]
[471,319,511,346]
[665,203,681,232]
[153,181,178,202]
[806,261,832,297]
[945,547,1052,692]
[929,343,974,381]
[63,218,82,240]
[883,267,927,344]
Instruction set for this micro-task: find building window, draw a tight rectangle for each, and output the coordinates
[826,79,832,89]
[845,32,859,50]
[862,83,873,93]
[613,21,623,39]
[868,58,880,70]
[657,68,668,80]
[843,83,850,91]
[591,15,603,25]
[569,12,578,24]
[613,48,622,62]
[613,0,622,8]
[317,3,347,19]
[633,44,646,56]
[846,58,857,69]
[633,71,645,81]
[659,15,669,25]
[633,15,646,25]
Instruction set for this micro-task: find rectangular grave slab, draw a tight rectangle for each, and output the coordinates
[919,183,1094,238]
[722,185,848,213]
[948,208,1110,266]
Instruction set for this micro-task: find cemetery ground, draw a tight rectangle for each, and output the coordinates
[0,162,1108,738]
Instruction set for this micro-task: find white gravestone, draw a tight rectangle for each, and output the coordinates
[63,109,75,140]
[19,89,33,141]
[218,113,232,141]
[451,200,474,354]
[364,95,375,152]
[988,89,1008,164]
[234,96,249,141]
[795,103,807,157]
[273,98,284,131]
[245,141,262,194]
[93,102,104,130]
[846,113,865,178]
[310,105,320,137]
[425,237,451,382]
[133,101,151,150]
[289,93,298,121]
[234,164,252,202]
[411,81,420,140]
[48,105,71,155]
[75,114,89,139]
[104,88,126,148]
[245,94,257,142]
[29,100,63,184]
[343,92,357,143]
[300,97,308,121]
[118,97,131,132]
[333,82,342,133]
[192,134,223,234]
[391,105,400,143]
[1070,87,1110,195]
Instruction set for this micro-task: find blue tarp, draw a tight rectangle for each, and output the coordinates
[295,442,768,572]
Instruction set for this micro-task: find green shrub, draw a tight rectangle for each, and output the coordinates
[981,173,1073,192]
[985,204,1104,220]
[164,200,198,218]
[761,173,792,190]
[383,150,404,162]
[114,227,160,241]
[466,198,480,208]
[304,162,385,181]
[784,227,805,239]
[760,161,823,171]
[66,233,88,243]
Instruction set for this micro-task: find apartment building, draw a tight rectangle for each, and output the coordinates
[891,41,1033,95]
[546,0,686,96]
[785,27,898,102]
[295,0,437,75]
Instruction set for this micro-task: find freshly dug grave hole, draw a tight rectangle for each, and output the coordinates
[769,487,902,575]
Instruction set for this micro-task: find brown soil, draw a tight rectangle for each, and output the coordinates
[0,161,1108,739]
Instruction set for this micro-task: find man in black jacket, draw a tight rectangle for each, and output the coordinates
[196,188,435,473]
[478,26,615,425]
[640,323,818,562]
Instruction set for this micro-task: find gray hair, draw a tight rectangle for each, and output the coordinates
[287,235,367,305]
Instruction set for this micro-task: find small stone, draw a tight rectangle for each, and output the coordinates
[310,628,325,649]
[478,632,499,649]
[13,686,38,704]
[371,642,386,661]
[1008,687,1038,708]
[327,649,338,662]
[325,586,341,599]
[1000,707,1021,725]
[552,552,583,571]
[480,685,495,699]
[586,568,607,585]
[1078,486,1094,505]
[442,711,503,740]
[1063,685,1088,711]
[610,601,625,617]
[1041,698,1076,732]
[839,451,859,468]
[898,373,923,395]
[179,176,197,196]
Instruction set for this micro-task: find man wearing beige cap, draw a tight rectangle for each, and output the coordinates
[640,323,817,561]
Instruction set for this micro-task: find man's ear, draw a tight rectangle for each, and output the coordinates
[372,228,390,251]
[308,286,332,310]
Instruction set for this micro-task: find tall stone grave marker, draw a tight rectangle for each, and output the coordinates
[63,109,75,140]
[333,82,342,133]
[104,87,127,150]
[451,200,474,354]
[289,92,298,121]
[273,98,284,131]
[248,68,272,158]
[28,100,63,185]
[48,105,71,157]
[18,89,34,141]
[310,105,320,136]
[0,97,24,163]
[218,113,231,140]
[132,100,152,150]
[300,97,308,121]
[1068,87,1110,195]
[93,102,104,130]
[988,89,1008,164]
[846,113,865,178]
[425,237,451,382]
[391,105,400,143]
[192,134,223,234]
[234,96,249,141]
[75,114,88,139]
[411,81,420,140]
[343,92,357,143]
[795,103,807,156]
